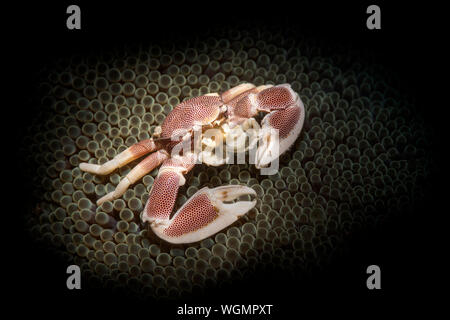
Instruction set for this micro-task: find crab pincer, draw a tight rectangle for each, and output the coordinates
[143,185,256,244]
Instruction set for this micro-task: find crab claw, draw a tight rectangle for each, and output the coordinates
[255,86,305,169]
[255,125,280,169]
[150,185,256,244]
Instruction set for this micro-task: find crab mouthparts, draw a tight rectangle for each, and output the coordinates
[198,120,261,166]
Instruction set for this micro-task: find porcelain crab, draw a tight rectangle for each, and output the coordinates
[79,83,305,243]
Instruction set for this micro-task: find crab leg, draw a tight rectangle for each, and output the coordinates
[96,150,169,205]
[141,153,196,223]
[146,185,256,244]
[79,138,160,175]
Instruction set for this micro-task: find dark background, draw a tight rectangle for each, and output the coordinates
[6,1,445,318]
